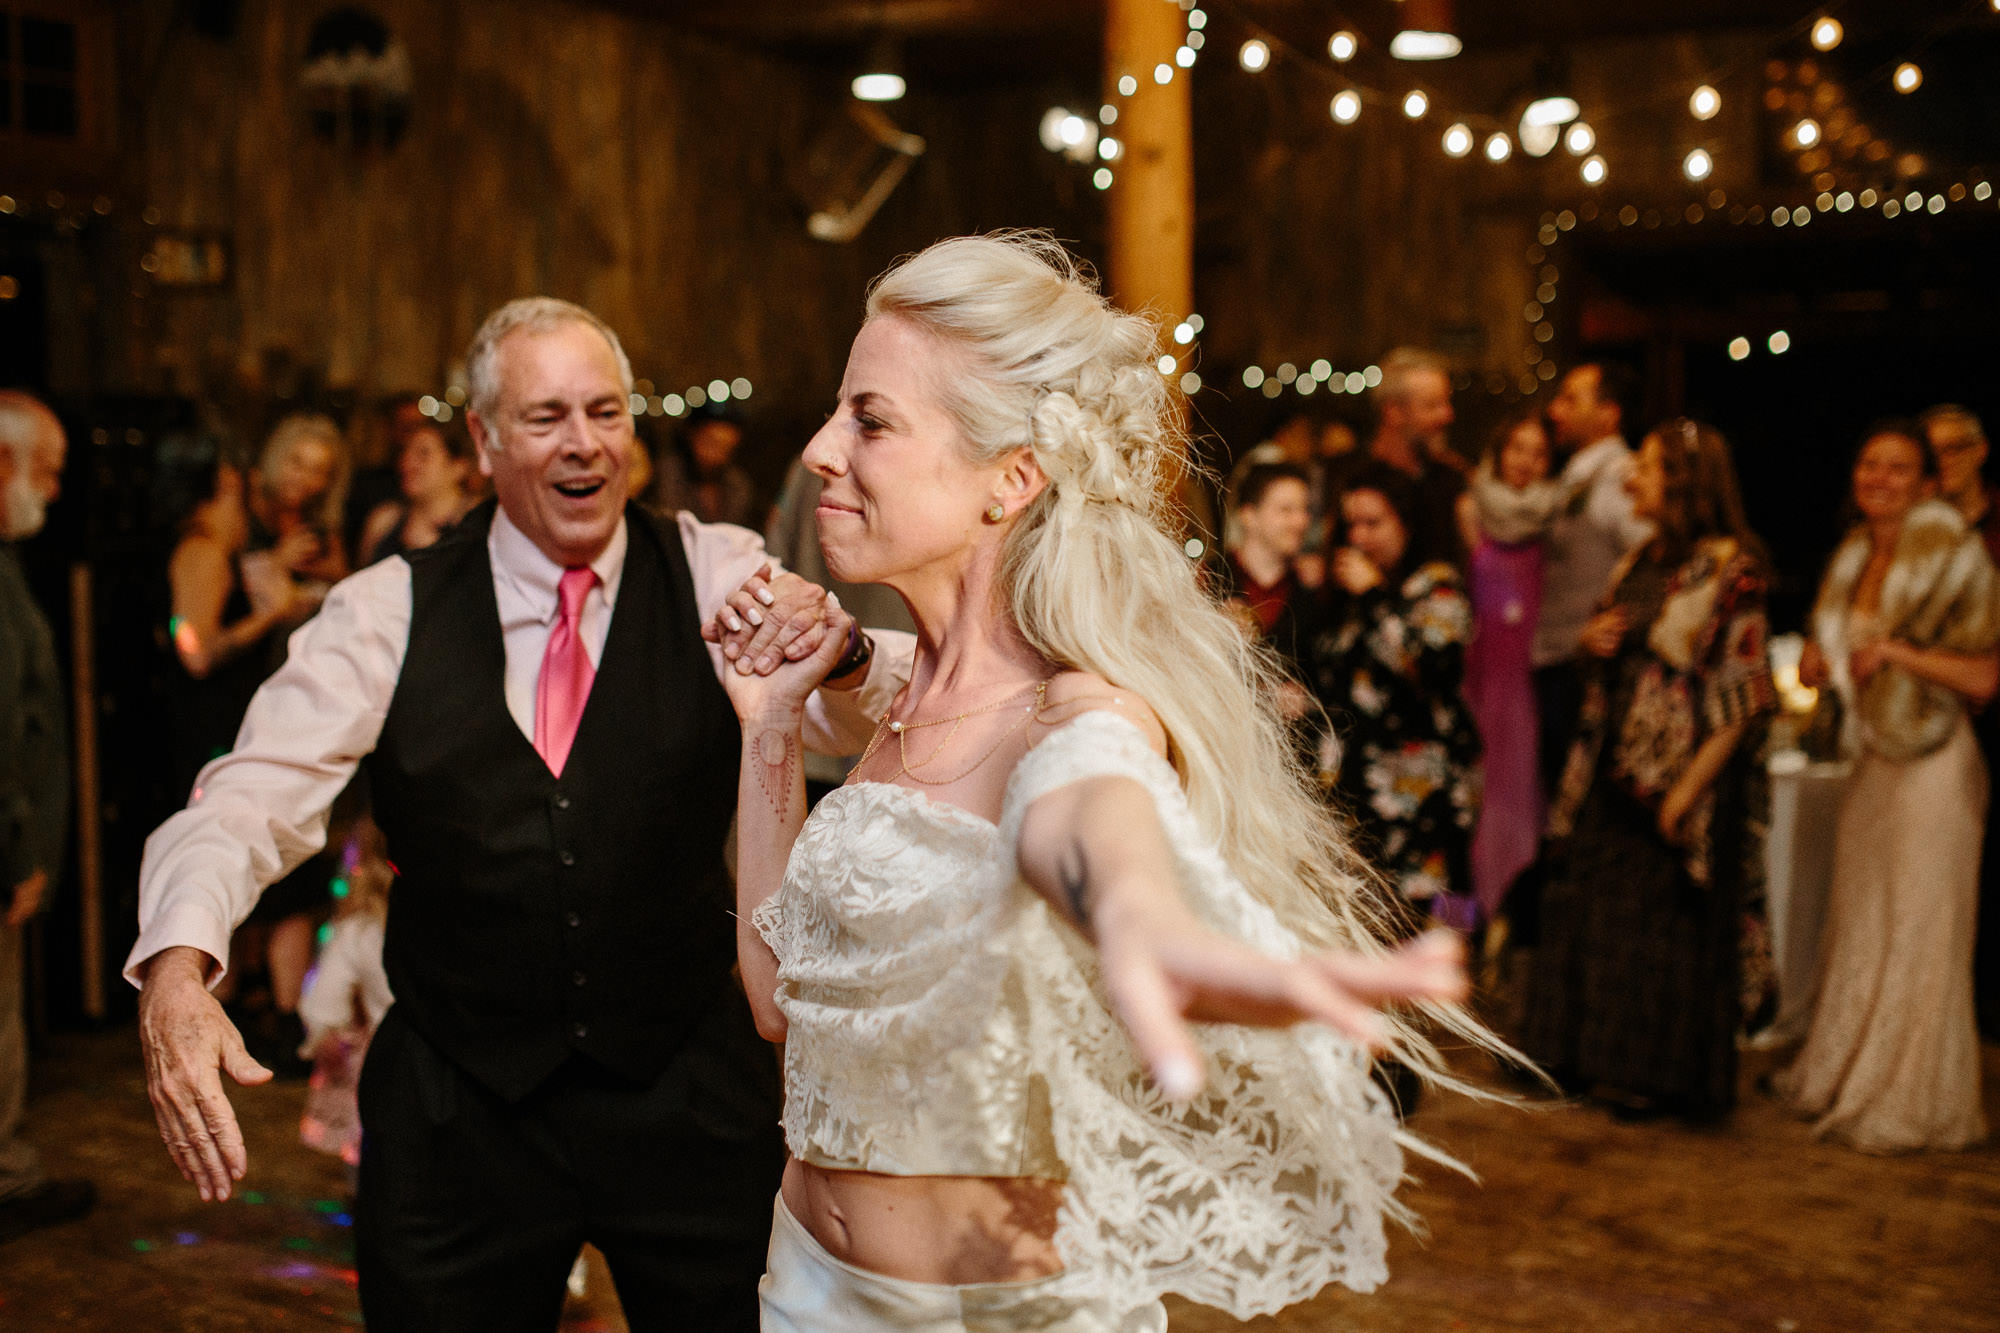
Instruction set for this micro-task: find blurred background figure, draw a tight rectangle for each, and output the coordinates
[245,413,350,633]
[0,391,95,1243]
[154,429,303,802]
[1347,347,1468,569]
[646,403,759,527]
[1525,420,1775,1123]
[357,420,476,564]
[1457,412,1570,933]
[1776,423,1999,1152]
[1308,461,1480,923]
[297,820,394,1182]
[1220,460,1321,702]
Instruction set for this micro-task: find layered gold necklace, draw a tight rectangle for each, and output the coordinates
[859,679,1052,786]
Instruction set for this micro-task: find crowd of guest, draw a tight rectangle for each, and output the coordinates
[0,340,1995,1248]
[1222,354,1998,1151]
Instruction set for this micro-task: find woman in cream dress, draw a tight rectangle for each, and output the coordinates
[1780,424,2000,1152]
[704,234,1482,1330]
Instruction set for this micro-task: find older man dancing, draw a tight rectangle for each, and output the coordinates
[129,298,909,1330]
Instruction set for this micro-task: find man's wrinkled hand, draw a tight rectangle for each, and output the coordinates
[700,564,835,676]
[138,946,272,1202]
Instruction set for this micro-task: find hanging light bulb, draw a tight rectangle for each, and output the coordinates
[1580,154,1607,185]
[1330,90,1362,124]
[1402,89,1430,119]
[1483,131,1513,163]
[1328,30,1358,62]
[1442,122,1473,157]
[1390,0,1461,60]
[1564,121,1595,155]
[1239,39,1270,72]
[1689,85,1721,120]
[1684,147,1714,181]
[1810,17,1843,51]
[851,37,906,102]
[1893,62,1923,93]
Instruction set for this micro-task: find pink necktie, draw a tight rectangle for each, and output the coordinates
[534,567,598,777]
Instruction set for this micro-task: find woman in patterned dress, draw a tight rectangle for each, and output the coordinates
[1522,419,1776,1121]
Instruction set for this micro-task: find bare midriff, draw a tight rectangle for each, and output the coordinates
[781,1157,1066,1286]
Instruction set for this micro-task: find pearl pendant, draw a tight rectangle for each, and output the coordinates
[888,720,905,732]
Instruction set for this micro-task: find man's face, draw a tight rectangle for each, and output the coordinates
[2,412,65,539]
[1397,368,1455,452]
[470,322,634,568]
[1547,366,1611,451]
[1929,419,1988,501]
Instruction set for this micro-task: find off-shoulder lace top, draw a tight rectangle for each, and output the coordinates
[751,710,1404,1317]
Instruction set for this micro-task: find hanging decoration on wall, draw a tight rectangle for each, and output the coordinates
[299,8,412,150]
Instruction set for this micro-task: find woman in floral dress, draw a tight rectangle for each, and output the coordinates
[1523,419,1775,1121]
[1309,461,1481,924]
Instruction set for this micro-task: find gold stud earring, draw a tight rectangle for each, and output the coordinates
[985,503,1006,522]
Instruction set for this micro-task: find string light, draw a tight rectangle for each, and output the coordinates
[1564,122,1595,155]
[1483,132,1513,163]
[1683,147,1714,181]
[1175,45,1196,68]
[1442,123,1473,157]
[1768,330,1791,354]
[1328,30,1358,62]
[1188,8,1206,29]
[1810,17,1843,51]
[1330,90,1362,124]
[1153,63,1173,85]
[1093,167,1113,190]
[1581,155,1607,185]
[1690,85,1721,120]
[1728,337,1751,361]
[1118,75,1137,96]
[1792,117,1821,149]
[1402,90,1430,120]
[1239,39,1270,73]
[1893,62,1922,93]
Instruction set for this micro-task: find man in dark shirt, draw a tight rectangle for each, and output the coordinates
[1336,347,1467,569]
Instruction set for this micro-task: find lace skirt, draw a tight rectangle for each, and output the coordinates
[758,1194,1166,1333]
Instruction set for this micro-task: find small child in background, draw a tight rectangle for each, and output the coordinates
[297,818,394,1176]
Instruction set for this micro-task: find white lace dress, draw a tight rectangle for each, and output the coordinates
[752,711,1406,1319]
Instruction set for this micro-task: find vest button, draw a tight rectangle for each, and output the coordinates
[565,911,581,928]
[571,971,587,987]
[554,794,571,810]
[559,849,576,867]
[571,1022,589,1040]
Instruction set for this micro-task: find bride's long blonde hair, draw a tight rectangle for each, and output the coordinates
[866,232,1497,1082]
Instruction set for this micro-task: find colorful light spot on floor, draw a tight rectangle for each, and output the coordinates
[130,1240,154,1252]
[174,1231,201,1245]
[241,1191,265,1204]
[283,1236,314,1251]
[330,1213,353,1228]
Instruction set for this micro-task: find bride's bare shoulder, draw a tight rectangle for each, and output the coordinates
[1033,671,1168,758]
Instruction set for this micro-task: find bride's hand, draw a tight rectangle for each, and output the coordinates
[1098,910,1468,1100]
[716,594,855,721]
[702,564,837,676]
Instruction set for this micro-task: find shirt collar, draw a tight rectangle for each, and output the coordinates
[488,506,628,625]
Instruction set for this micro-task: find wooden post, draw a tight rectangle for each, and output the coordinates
[1103,0,1208,538]
[1103,0,1194,322]
[69,563,104,1021]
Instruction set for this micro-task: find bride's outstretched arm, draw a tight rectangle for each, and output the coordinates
[1016,765,1467,1101]
[714,598,855,1043]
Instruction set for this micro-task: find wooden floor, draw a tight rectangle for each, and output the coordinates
[3,1026,1997,1331]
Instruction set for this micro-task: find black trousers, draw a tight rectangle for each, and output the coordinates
[356,1001,784,1333]
[1511,662,1586,947]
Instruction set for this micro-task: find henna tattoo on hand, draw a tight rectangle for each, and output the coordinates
[1058,839,1093,928]
[751,727,799,818]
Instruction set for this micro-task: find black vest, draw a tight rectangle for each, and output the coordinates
[367,502,742,1101]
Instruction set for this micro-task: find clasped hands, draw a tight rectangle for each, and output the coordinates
[698,563,847,680]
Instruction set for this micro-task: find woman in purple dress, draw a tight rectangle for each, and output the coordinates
[1455,414,1567,928]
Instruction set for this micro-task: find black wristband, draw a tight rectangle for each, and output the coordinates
[828,622,873,682]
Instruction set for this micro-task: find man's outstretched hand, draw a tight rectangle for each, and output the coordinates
[138,946,272,1201]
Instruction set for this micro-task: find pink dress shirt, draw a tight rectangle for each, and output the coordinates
[125,508,914,986]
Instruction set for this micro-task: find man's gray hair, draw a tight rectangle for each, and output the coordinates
[464,297,635,434]
[1921,403,1987,446]
[0,389,58,460]
[1371,346,1450,408]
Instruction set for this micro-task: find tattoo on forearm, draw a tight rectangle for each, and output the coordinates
[1058,840,1093,927]
[751,728,799,818]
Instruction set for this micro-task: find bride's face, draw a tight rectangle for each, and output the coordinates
[803,315,1008,588]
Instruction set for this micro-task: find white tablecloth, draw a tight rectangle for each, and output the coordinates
[1757,753,1851,1045]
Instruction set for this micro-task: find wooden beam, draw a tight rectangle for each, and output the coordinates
[1102,0,1193,324]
